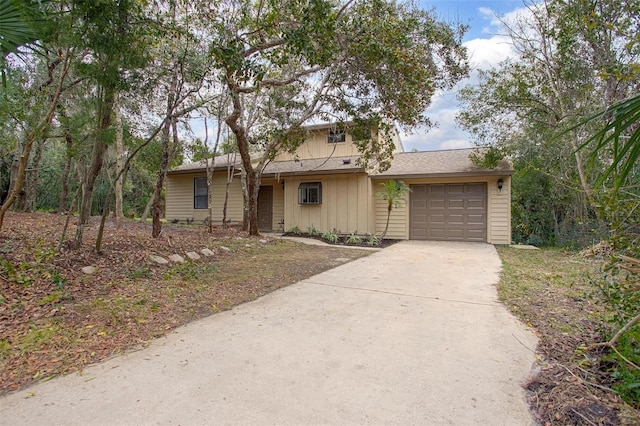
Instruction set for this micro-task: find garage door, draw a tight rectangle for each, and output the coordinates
[410,183,487,242]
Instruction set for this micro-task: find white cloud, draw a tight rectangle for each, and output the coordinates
[464,36,514,71]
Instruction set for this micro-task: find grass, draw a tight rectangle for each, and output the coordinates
[497,246,640,423]
[497,246,603,334]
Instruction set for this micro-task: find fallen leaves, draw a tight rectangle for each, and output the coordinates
[0,211,371,395]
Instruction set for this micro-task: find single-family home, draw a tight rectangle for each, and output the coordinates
[165,123,512,244]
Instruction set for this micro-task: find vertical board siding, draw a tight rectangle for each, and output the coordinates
[168,171,512,244]
[283,173,373,235]
[273,127,392,161]
[165,172,244,225]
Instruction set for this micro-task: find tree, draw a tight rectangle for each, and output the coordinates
[210,0,468,235]
[376,179,410,239]
[69,0,153,247]
[457,0,639,246]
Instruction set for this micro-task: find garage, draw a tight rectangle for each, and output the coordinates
[409,183,487,242]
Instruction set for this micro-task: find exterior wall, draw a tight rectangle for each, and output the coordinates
[374,189,409,239]
[273,126,403,162]
[282,173,374,235]
[488,175,511,244]
[165,172,244,225]
[373,176,511,244]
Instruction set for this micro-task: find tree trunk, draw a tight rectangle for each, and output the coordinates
[23,137,46,212]
[240,166,249,231]
[225,88,261,236]
[114,92,124,229]
[10,141,27,211]
[151,118,171,238]
[245,167,261,236]
[72,87,116,248]
[382,202,392,239]
[95,195,111,253]
[57,127,74,213]
[222,152,235,228]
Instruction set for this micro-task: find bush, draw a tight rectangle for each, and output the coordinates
[321,229,339,244]
[345,232,362,245]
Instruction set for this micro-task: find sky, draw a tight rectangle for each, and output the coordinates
[402,0,526,151]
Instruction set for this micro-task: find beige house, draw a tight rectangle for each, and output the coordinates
[166,123,513,244]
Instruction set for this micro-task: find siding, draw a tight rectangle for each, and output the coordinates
[488,176,511,244]
[283,173,373,235]
[274,129,360,161]
[373,176,512,244]
[165,172,244,225]
[374,187,409,239]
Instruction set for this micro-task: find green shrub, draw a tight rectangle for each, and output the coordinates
[346,232,362,245]
[366,234,380,246]
[322,229,339,244]
[288,226,301,235]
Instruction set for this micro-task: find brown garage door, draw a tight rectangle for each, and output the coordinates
[410,183,487,242]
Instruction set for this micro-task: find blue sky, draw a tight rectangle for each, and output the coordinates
[402,0,527,151]
[424,0,524,40]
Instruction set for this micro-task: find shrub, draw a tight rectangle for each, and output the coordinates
[346,232,362,245]
[322,229,339,244]
[366,234,380,246]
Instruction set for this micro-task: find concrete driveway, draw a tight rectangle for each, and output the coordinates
[1,241,538,425]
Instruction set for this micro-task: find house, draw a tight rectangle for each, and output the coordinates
[165,123,513,244]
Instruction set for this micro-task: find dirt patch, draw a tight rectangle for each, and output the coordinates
[497,247,640,425]
[0,212,372,395]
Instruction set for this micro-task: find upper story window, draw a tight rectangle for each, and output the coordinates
[194,177,208,209]
[327,129,346,143]
[298,182,322,205]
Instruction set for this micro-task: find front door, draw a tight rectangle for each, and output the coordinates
[257,186,273,231]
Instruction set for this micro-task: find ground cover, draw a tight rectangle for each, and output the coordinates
[497,246,640,425]
[0,212,372,394]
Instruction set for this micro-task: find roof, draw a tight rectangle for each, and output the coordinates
[263,155,364,176]
[168,155,244,174]
[370,148,513,179]
[168,148,512,178]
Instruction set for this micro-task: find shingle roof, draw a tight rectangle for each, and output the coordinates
[263,155,364,176]
[370,148,513,179]
[168,148,512,178]
[168,155,244,174]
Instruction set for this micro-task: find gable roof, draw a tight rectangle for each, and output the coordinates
[168,148,512,178]
[370,148,513,179]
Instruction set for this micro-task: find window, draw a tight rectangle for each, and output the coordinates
[327,129,346,143]
[194,177,208,209]
[298,182,322,205]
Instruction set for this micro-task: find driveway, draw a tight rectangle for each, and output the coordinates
[1,241,537,425]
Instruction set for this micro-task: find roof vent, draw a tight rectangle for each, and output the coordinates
[343,158,351,165]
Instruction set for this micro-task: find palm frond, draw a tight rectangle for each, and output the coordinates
[577,92,640,193]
